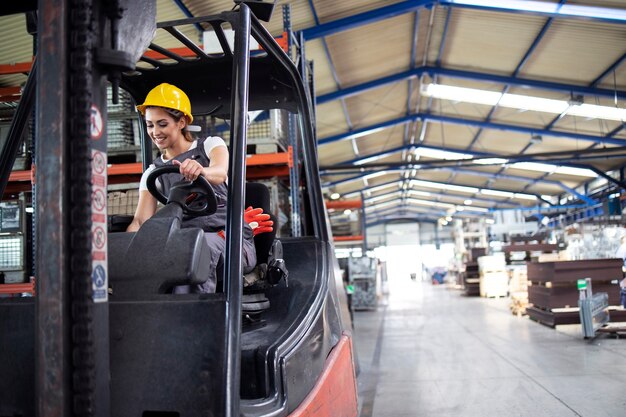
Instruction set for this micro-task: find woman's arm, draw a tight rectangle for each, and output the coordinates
[174,145,229,185]
[126,190,158,232]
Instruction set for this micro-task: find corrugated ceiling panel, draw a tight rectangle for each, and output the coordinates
[440,8,547,73]
[554,116,622,137]
[185,0,316,35]
[307,39,338,95]
[318,140,357,166]
[519,19,626,85]
[326,14,413,86]
[430,99,493,120]
[315,100,350,137]
[153,0,196,48]
[312,0,403,22]
[490,109,569,131]
[476,131,572,154]
[0,14,32,88]
[345,82,409,129]
[357,129,405,155]
[422,121,477,149]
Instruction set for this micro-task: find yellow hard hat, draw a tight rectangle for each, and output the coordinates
[136,83,193,123]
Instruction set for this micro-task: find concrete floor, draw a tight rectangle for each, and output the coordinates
[352,277,626,417]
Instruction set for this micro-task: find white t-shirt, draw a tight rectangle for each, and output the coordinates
[139,136,226,191]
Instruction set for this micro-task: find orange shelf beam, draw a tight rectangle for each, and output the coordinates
[0,280,35,296]
[0,61,33,75]
[326,200,362,209]
[6,152,290,194]
[0,34,290,78]
[333,235,364,242]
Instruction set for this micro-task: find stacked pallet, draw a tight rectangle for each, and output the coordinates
[463,247,485,296]
[526,258,626,327]
[509,267,528,316]
[478,254,508,298]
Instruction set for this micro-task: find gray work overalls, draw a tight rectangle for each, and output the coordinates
[154,137,257,293]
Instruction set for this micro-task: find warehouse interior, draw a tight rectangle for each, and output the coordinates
[1,1,626,416]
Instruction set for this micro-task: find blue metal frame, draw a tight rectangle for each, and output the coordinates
[466,1,564,150]
[300,0,626,42]
[443,0,626,25]
[591,52,626,87]
[316,65,626,105]
[319,112,626,146]
[322,165,596,203]
[404,11,421,145]
[306,0,354,132]
[171,0,204,33]
[362,187,519,208]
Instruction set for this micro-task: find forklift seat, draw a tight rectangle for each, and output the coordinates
[242,183,288,316]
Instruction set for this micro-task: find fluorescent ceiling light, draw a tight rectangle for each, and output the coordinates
[367,192,400,203]
[363,171,389,180]
[417,146,595,177]
[511,162,596,177]
[354,154,388,165]
[480,189,536,200]
[366,200,398,211]
[411,179,479,194]
[408,190,432,198]
[474,158,509,165]
[409,198,455,209]
[414,147,472,160]
[342,181,400,198]
[480,189,515,198]
[422,83,626,122]
[464,199,473,205]
[464,206,490,213]
[445,0,626,23]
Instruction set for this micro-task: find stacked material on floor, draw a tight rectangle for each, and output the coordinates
[349,256,378,310]
[478,254,508,298]
[463,247,486,296]
[526,258,626,327]
[509,266,528,316]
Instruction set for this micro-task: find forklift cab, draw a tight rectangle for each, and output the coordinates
[0,2,356,417]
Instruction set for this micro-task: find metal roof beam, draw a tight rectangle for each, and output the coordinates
[318,112,626,146]
[300,0,626,41]
[301,0,433,40]
[591,52,626,87]
[466,1,564,150]
[322,165,592,203]
[442,0,626,25]
[362,188,518,208]
[305,0,354,134]
[316,66,626,105]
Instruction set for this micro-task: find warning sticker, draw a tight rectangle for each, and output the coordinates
[93,225,106,250]
[92,188,106,212]
[90,104,104,140]
[93,151,106,174]
[91,149,108,302]
[92,264,107,301]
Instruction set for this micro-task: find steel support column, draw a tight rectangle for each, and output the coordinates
[223,6,251,417]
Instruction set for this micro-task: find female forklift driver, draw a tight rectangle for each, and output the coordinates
[127,83,269,293]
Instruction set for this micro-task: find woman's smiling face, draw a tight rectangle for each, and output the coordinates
[145,107,185,151]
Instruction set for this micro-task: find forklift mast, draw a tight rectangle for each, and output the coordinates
[34,1,156,415]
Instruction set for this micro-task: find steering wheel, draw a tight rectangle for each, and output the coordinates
[146,165,218,216]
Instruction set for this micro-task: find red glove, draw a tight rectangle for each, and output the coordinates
[244,206,274,236]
